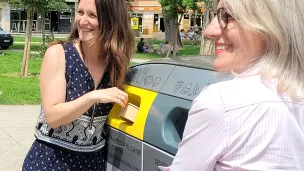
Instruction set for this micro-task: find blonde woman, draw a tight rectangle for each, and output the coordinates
[162,0,304,170]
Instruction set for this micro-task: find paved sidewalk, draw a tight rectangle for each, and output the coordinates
[0,105,40,171]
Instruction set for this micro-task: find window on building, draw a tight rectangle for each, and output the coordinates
[190,14,203,28]
[45,12,51,31]
[11,11,19,21]
[21,11,27,20]
[154,14,158,24]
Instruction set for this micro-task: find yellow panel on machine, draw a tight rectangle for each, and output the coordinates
[106,85,158,140]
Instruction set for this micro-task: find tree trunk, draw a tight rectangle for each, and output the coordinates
[192,11,197,27]
[166,25,177,58]
[199,9,214,56]
[163,9,177,44]
[177,30,182,47]
[162,9,185,57]
[75,0,78,22]
[171,13,184,57]
[41,12,46,45]
[21,8,34,77]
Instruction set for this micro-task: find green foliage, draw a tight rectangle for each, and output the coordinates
[159,0,182,20]
[204,0,214,10]
[159,0,214,20]
[159,0,206,20]
[36,32,55,58]
[8,0,23,8]
[10,0,47,12]
[9,0,67,13]
[11,43,40,51]
[47,1,68,11]
[126,0,134,11]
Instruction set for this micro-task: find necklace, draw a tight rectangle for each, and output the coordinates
[79,41,102,136]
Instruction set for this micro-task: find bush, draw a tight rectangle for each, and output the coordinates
[35,32,55,58]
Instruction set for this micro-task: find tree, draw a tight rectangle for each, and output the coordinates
[40,1,68,46]
[199,0,215,55]
[9,0,66,77]
[36,2,67,59]
[159,0,203,57]
[126,0,134,10]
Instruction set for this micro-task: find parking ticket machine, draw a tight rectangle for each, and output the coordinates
[105,58,231,171]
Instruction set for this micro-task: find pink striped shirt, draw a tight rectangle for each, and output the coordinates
[161,75,304,171]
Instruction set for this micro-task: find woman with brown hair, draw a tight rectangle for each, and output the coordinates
[22,0,134,170]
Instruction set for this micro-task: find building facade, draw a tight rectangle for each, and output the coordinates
[130,0,163,34]
[4,0,204,34]
[9,0,76,33]
[130,0,205,34]
[0,0,10,31]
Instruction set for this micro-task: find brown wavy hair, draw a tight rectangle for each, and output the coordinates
[65,0,134,89]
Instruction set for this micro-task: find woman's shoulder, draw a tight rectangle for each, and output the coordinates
[190,76,268,118]
[43,43,66,66]
[220,74,267,88]
[47,40,77,55]
[207,75,280,109]
[191,76,266,120]
[45,44,64,57]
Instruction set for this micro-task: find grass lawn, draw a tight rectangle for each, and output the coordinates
[135,39,198,46]
[132,45,200,59]
[133,52,164,59]
[0,52,42,104]
[9,41,201,58]
[179,45,200,56]
[13,36,42,42]
[11,36,200,56]
[0,43,200,104]
[10,43,41,51]
[13,36,67,42]
[14,36,197,46]
[0,52,140,104]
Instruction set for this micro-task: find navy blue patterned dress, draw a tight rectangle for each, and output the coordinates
[22,42,114,171]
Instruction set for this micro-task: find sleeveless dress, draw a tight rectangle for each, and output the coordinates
[22,42,114,171]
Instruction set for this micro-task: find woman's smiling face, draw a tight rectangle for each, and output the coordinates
[204,0,265,72]
[76,0,99,43]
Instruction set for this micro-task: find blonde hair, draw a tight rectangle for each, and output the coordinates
[224,0,304,100]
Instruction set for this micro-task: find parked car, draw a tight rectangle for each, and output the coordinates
[0,27,13,49]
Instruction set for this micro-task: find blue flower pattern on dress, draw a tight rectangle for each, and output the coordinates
[23,140,106,171]
[34,42,114,153]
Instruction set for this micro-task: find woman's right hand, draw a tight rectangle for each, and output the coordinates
[90,87,128,107]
